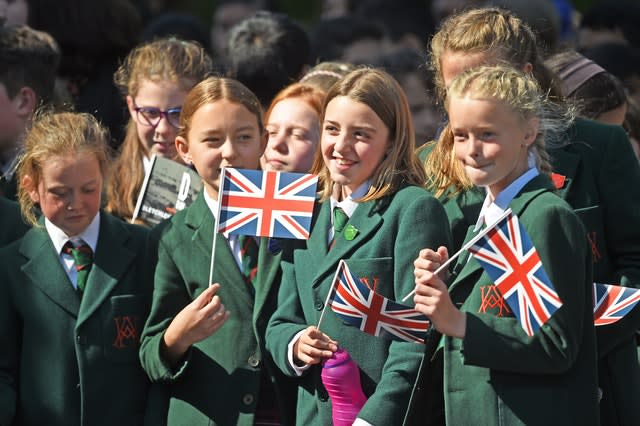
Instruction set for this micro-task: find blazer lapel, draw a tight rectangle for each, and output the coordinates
[20,228,81,317]
[77,214,136,327]
[449,175,552,294]
[305,200,383,289]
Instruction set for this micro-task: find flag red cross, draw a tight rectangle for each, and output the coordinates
[221,170,316,237]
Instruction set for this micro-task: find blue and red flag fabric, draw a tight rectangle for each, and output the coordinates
[468,211,563,337]
[593,283,640,326]
[329,260,430,344]
[217,168,318,239]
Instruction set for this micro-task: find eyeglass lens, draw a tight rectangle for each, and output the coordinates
[137,107,181,128]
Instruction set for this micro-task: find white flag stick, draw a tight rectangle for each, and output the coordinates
[208,167,226,287]
[316,259,346,331]
[401,208,513,303]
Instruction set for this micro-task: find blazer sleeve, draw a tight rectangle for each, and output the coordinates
[265,255,309,377]
[460,204,592,374]
[358,193,452,423]
[597,124,640,287]
[139,236,194,381]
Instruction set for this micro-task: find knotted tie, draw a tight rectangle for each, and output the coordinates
[62,240,93,294]
[238,235,259,287]
[330,207,349,250]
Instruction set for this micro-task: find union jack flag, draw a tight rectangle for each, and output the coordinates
[329,260,430,344]
[468,211,563,337]
[217,168,318,239]
[593,283,640,326]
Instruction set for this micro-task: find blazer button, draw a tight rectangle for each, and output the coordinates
[248,355,260,367]
[242,394,254,405]
[314,300,324,311]
[76,335,86,345]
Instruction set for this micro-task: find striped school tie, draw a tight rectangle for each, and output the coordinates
[62,240,93,294]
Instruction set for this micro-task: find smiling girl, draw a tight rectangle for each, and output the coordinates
[265,68,451,426]
[139,76,296,425]
[411,65,598,426]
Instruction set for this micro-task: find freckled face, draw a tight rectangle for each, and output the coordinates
[321,96,389,199]
[26,152,103,237]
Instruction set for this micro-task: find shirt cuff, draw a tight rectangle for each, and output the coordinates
[287,329,311,376]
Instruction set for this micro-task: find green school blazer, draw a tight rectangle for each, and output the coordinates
[0,212,154,426]
[139,192,296,426]
[419,175,599,425]
[0,197,29,247]
[266,185,452,426]
[422,118,640,425]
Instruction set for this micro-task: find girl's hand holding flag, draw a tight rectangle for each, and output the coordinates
[413,246,466,338]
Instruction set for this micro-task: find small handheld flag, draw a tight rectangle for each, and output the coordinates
[593,283,640,326]
[468,211,563,337]
[329,260,430,344]
[218,168,318,239]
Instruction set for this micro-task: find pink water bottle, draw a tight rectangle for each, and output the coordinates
[321,347,368,426]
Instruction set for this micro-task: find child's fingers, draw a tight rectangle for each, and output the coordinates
[193,284,221,308]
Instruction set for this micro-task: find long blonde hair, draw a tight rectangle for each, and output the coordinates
[311,67,427,202]
[17,111,111,226]
[105,38,213,222]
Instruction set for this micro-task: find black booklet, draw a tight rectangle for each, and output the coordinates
[131,155,202,226]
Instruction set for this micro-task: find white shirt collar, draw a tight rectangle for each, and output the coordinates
[474,167,539,231]
[329,181,370,219]
[142,155,153,176]
[46,211,101,254]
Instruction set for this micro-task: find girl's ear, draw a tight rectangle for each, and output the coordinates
[524,117,540,147]
[22,175,40,203]
[175,136,191,164]
[522,62,533,74]
[126,95,137,121]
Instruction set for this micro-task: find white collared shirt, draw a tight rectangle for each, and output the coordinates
[46,212,100,288]
[474,167,539,231]
[203,189,247,271]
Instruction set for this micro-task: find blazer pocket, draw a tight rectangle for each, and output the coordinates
[102,294,145,363]
[345,257,394,299]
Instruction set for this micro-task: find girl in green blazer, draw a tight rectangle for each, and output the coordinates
[139,76,296,426]
[420,8,640,425]
[265,68,452,426]
[412,65,599,425]
[0,112,154,426]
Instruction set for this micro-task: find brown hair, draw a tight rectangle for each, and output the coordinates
[17,111,111,226]
[311,67,427,202]
[299,61,359,93]
[0,25,61,106]
[105,38,214,222]
[178,76,264,141]
[265,82,324,128]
